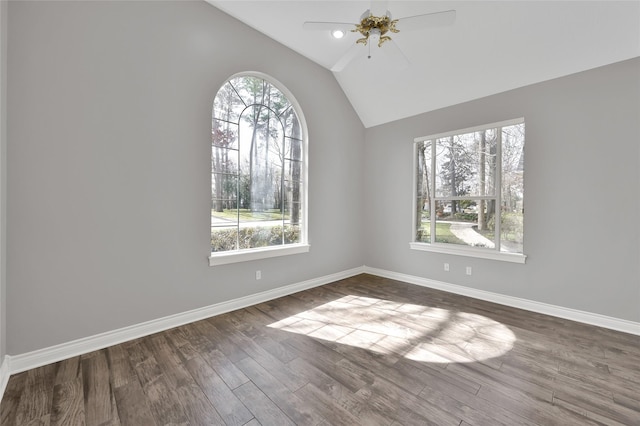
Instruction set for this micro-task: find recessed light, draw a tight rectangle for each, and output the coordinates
[331,29,345,39]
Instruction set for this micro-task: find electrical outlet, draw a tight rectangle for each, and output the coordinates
[444,263,450,272]
[255,270,262,280]
[466,266,472,275]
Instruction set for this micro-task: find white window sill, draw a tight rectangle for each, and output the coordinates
[409,242,526,264]
[209,244,310,266]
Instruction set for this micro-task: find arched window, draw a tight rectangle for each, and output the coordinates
[210,73,308,265]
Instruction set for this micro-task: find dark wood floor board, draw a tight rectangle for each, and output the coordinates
[285,356,350,402]
[15,364,56,426]
[324,333,399,370]
[446,360,553,403]
[361,375,461,426]
[172,322,217,356]
[252,295,309,322]
[321,339,425,395]
[163,327,202,362]
[217,326,308,393]
[126,342,189,426]
[281,333,344,366]
[394,358,480,397]
[552,367,615,400]
[192,319,250,364]
[2,274,639,425]
[202,348,250,390]
[143,333,193,388]
[233,381,295,426]
[235,356,325,425]
[111,378,157,426]
[174,381,227,426]
[0,371,27,426]
[105,345,136,390]
[184,354,253,426]
[612,392,640,414]
[475,382,600,426]
[293,383,361,426]
[418,382,509,426]
[143,333,227,425]
[556,366,640,410]
[418,379,540,426]
[552,383,640,425]
[50,377,85,426]
[551,396,630,426]
[52,358,80,387]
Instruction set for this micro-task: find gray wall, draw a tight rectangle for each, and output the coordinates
[5,1,639,357]
[0,0,7,361]
[7,1,365,355]
[364,58,640,323]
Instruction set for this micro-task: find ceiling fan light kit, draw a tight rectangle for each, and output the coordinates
[353,12,399,47]
[304,5,456,72]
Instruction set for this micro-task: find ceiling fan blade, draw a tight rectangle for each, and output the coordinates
[397,10,456,32]
[303,21,355,32]
[370,1,389,16]
[383,39,410,70]
[331,43,362,72]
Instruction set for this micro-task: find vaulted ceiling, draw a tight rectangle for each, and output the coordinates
[207,1,640,128]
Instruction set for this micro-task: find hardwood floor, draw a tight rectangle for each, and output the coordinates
[1,274,639,425]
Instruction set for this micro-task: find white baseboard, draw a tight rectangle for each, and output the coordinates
[364,266,640,336]
[0,355,10,399]
[6,263,639,378]
[8,266,365,375]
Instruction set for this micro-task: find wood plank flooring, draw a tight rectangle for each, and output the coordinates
[1,274,639,425]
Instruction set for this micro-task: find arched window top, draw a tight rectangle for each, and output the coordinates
[210,73,309,265]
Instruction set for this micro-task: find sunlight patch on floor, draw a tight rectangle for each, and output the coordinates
[268,295,515,363]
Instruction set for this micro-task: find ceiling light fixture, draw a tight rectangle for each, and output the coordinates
[331,29,345,39]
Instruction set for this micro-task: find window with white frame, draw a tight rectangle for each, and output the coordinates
[210,73,308,265]
[412,118,525,262]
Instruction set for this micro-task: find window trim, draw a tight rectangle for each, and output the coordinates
[209,243,310,266]
[411,117,526,264]
[209,72,309,266]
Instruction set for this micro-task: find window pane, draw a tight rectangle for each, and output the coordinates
[213,82,244,124]
[285,137,303,162]
[212,74,307,255]
[434,199,496,249]
[211,226,238,252]
[434,131,497,198]
[211,172,238,214]
[243,225,283,249]
[416,208,430,242]
[500,210,523,254]
[284,198,303,225]
[212,119,238,150]
[284,224,302,244]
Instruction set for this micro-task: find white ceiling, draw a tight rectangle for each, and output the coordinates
[207,1,640,128]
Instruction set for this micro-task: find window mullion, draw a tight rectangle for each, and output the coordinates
[495,127,503,252]
[430,140,436,244]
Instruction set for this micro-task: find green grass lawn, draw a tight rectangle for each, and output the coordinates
[418,222,466,245]
[212,209,286,221]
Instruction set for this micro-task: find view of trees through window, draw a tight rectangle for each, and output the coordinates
[211,75,304,253]
[415,120,524,254]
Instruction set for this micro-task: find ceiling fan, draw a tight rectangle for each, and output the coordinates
[303,2,456,72]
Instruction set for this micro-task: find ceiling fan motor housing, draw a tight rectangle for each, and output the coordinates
[353,13,399,47]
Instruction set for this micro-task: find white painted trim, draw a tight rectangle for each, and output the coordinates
[409,242,526,263]
[0,355,10,402]
[414,117,525,143]
[9,266,364,374]
[209,244,310,266]
[364,266,640,336]
[7,264,638,376]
